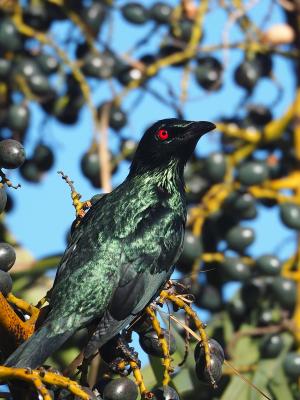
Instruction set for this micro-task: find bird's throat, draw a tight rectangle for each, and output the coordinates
[149,158,185,194]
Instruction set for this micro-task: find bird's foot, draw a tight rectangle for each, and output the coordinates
[102,334,149,398]
[116,335,141,368]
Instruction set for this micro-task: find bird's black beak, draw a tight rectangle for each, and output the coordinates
[186,121,216,138]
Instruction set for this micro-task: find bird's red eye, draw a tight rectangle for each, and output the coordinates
[157,129,169,141]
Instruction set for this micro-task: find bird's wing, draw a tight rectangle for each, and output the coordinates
[47,187,184,344]
[54,193,108,282]
[47,194,123,332]
[84,203,185,356]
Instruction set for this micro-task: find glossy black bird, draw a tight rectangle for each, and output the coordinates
[5,118,215,368]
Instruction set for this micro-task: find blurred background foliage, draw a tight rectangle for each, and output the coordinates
[0,0,300,399]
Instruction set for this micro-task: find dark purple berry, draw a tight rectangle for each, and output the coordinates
[20,160,41,183]
[225,225,255,253]
[0,243,16,272]
[103,378,138,400]
[152,386,180,400]
[283,352,300,379]
[194,338,225,364]
[260,334,283,358]
[0,270,12,296]
[0,139,25,169]
[256,255,281,276]
[150,2,173,24]
[0,188,7,214]
[121,3,149,25]
[139,328,176,357]
[32,144,54,172]
[280,202,300,230]
[195,353,223,384]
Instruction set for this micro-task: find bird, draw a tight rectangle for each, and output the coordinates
[5,118,215,369]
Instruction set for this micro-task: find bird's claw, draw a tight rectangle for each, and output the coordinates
[116,336,141,368]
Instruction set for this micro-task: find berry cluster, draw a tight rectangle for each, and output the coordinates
[0,139,25,297]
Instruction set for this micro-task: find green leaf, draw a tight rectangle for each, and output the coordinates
[221,376,251,400]
[231,325,260,365]
[222,332,294,400]
[221,325,259,400]
[252,333,294,400]
[268,365,294,400]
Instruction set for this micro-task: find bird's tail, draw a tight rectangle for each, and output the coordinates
[5,323,74,369]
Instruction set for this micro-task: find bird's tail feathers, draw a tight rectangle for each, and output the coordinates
[5,324,74,369]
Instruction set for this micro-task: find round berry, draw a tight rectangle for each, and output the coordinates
[23,3,51,31]
[121,3,149,25]
[0,188,7,214]
[237,161,269,186]
[0,270,12,296]
[258,310,274,327]
[195,57,223,91]
[28,74,52,96]
[280,202,300,230]
[271,277,296,309]
[170,19,195,42]
[117,65,144,86]
[82,3,106,36]
[139,328,176,357]
[176,230,202,272]
[247,104,272,126]
[81,150,100,185]
[0,58,11,80]
[195,353,223,384]
[0,19,22,52]
[13,57,41,79]
[185,175,209,203]
[225,192,257,220]
[150,2,173,24]
[256,255,281,276]
[283,352,300,379]
[36,53,59,75]
[227,297,246,319]
[7,104,30,133]
[222,257,251,281]
[0,243,16,272]
[260,334,283,358]
[108,106,127,131]
[195,285,222,312]
[103,378,138,400]
[83,52,116,80]
[204,152,226,183]
[152,386,180,400]
[32,144,54,172]
[20,160,41,183]
[234,59,261,91]
[194,338,225,364]
[0,139,25,169]
[121,139,137,161]
[225,225,255,253]
[241,278,266,308]
[227,192,255,212]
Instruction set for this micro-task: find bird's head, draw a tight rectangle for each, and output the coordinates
[129,118,216,175]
